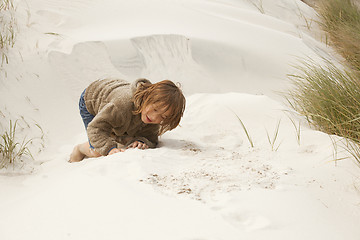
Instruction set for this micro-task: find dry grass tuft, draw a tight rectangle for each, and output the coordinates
[0,120,34,169]
[287,0,360,165]
[287,60,360,143]
[0,0,16,68]
[317,0,360,73]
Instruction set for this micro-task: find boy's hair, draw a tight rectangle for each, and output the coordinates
[133,80,186,135]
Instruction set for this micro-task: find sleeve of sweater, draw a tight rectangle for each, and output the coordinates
[87,102,129,156]
[125,125,160,148]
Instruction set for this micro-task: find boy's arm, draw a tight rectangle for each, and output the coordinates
[87,103,129,156]
[125,125,160,149]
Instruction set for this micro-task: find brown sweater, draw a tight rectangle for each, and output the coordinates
[84,78,160,155]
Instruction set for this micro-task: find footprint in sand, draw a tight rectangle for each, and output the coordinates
[223,211,271,232]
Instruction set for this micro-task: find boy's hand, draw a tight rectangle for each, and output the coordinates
[128,141,149,150]
[108,148,125,155]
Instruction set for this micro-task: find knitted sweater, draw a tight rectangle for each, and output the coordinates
[84,78,160,155]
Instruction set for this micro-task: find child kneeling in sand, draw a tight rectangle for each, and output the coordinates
[69,78,185,163]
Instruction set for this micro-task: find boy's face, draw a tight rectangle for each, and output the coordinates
[141,103,170,124]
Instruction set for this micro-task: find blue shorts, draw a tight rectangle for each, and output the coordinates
[79,89,95,149]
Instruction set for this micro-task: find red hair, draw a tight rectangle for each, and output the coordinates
[133,80,186,135]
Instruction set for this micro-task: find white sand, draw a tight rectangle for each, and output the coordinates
[1,0,359,239]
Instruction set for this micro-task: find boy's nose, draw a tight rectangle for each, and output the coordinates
[152,114,162,123]
[154,116,161,122]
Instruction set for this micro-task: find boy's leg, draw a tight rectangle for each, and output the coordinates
[69,142,102,163]
[70,89,102,163]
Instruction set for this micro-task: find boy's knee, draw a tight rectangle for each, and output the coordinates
[89,148,102,157]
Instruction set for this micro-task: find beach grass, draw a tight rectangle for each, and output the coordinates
[287,0,360,164]
[0,0,16,68]
[287,60,360,143]
[266,119,282,151]
[233,113,255,148]
[0,120,34,169]
[317,0,360,73]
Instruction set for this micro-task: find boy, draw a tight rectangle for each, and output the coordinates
[69,78,185,162]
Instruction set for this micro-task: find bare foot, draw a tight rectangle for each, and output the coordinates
[69,145,86,163]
